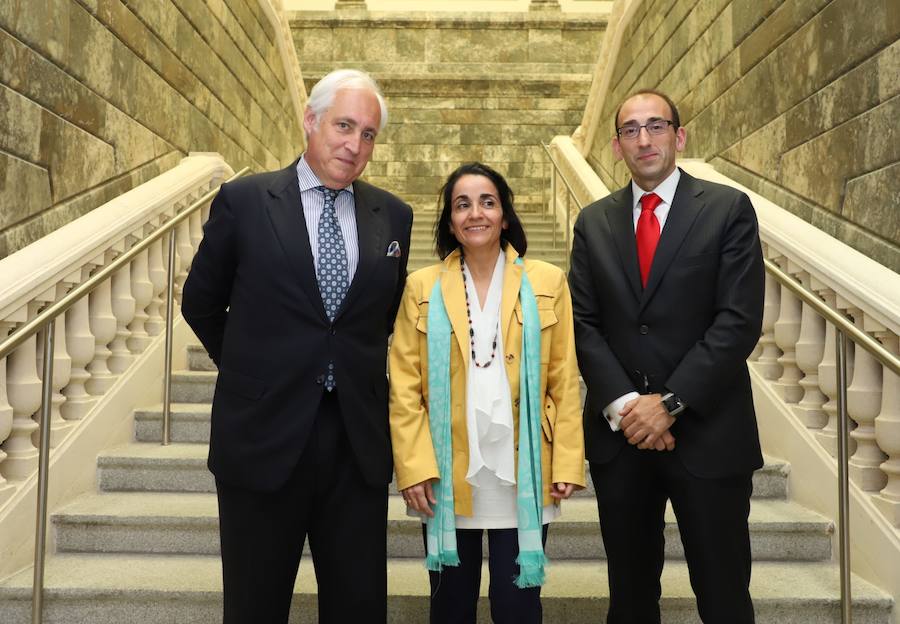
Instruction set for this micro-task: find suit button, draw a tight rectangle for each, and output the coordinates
[330,328,336,336]
[506,353,515,362]
[514,399,520,408]
[639,324,649,335]
[315,375,325,385]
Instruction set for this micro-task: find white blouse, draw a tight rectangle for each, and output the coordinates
[455,251,559,529]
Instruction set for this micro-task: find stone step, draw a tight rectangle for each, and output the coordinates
[0,555,890,623]
[96,441,791,501]
[370,144,551,164]
[365,174,546,195]
[53,492,832,562]
[381,107,584,127]
[303,61,596,79]
[303,71,593,97]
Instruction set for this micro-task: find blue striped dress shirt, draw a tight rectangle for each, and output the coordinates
[295,156,360,282]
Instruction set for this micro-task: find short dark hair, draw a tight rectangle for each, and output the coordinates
[614,89,681,133]
[434,162,527,260]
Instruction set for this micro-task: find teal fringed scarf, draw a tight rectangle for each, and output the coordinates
[425,257,547,587]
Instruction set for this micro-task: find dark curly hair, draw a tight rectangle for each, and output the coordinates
[434,162,527,260]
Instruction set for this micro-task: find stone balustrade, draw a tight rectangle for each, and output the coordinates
[0,154,233,508]
[679,161,900,529]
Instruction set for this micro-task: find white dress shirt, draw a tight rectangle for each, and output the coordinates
[603,168,681,431]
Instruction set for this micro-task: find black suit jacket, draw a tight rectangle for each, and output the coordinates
[569,169,764,478]
[182,162,413,492]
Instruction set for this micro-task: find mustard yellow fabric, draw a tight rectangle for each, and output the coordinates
[389,245,586,517]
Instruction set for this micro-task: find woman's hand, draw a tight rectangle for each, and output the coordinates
[401,479,437,517]
[550,482,580,500]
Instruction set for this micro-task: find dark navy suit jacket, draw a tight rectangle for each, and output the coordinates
[569,169,765,478]
[182,161,413,492]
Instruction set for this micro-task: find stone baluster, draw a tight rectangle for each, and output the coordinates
[793,274,827,429]
[174,219,193,304]
[2,319,41,480]
[0,321,17,502]
[189,210,203,254]
[36,286,74,447]
[874,334,900,527]
[127,237,154,353]
[847,309,887,491]
[773,261,803,403]
[815,288,844,455]
[755,251,783,379]
[61,281,97,420]
[146,230,167,336]
[86,265,118,395]
[108,258,137,374]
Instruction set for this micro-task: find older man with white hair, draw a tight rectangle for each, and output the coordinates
[183,69,413,623]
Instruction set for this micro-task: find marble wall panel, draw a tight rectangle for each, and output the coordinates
[0,154,52,230]
[843,162,900,242]
[780,96,900,214]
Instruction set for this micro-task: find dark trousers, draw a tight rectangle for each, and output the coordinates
[424,524,549,624]
[215,391,388,623]
[590,445,755,624]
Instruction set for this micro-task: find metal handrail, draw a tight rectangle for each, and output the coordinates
[764,258,899,624]
[0,166,249,624]
[540,142,579,271]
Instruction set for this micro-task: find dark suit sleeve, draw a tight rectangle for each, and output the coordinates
[386,202,414,335]
[181,183,238,365]
[569,210,638,409]
[665,191,764,415]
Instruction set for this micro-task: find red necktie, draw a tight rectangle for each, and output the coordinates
[636,192,662,288]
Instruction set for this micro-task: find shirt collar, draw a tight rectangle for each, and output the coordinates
[631,167,680,210]
[296,155,355,196]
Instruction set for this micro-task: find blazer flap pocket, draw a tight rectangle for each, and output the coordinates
[515,305,558,330]
[217,368,267,400]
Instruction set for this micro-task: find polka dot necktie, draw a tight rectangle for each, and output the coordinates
[316,186,349,390]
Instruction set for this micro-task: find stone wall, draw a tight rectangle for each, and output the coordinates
[584,0,899,271]
[292,11,605,75]
[0,0,304,258]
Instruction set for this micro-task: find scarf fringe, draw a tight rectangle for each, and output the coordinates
[425,550,461,572]
[514,551,548,588]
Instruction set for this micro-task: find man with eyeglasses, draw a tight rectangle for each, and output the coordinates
[568,89,765,622]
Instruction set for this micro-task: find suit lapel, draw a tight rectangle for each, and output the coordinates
[335,181,383,321]
[606,185,642,302]
[265,164,328,321]
[439,250,470,376]
[500,245,523,355]
[639,170,705,312]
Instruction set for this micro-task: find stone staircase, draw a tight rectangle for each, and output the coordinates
[0,345,892,623]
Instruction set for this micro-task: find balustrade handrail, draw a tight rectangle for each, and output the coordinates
[539,141,578,271]
[0,167,249,363]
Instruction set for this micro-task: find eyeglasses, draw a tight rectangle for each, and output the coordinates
[616,120,675,140]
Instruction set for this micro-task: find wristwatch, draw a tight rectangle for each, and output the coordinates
[660,392,686,417]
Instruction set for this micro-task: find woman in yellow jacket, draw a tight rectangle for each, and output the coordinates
[389,163,585,623]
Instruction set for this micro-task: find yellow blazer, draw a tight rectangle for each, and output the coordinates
[389,244,585,516]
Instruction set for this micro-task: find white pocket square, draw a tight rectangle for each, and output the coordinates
[386,241,402,258]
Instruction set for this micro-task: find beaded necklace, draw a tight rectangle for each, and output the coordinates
[460,254,500,368]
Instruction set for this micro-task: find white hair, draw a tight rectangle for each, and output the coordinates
[306,69,388,134]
